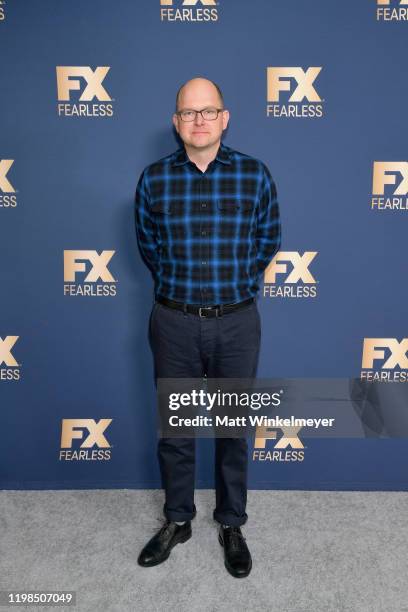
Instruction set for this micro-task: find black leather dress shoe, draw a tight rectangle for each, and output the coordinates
[219,525,252,578]
[137,520,192,567]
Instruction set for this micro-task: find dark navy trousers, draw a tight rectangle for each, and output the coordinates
[148,299,261,527]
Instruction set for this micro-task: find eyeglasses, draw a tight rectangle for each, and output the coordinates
[176,107,224,122]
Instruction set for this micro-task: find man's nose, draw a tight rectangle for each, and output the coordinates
[194,112,204,125]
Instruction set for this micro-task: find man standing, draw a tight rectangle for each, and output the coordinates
[134,77,281,578]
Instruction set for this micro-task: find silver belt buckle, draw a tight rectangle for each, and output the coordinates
[199,306,213,317]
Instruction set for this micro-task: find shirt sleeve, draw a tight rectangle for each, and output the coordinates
[134,169,159,278]
[256,164,281,275]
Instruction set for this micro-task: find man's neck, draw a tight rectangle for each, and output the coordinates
[184,140,221,173]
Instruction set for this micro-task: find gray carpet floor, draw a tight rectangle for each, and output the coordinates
[1,489,408,612]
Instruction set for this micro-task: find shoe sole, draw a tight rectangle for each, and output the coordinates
[218,533,252,578]
[138,530,192,568]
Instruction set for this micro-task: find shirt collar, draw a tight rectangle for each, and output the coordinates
[171,142,232,167]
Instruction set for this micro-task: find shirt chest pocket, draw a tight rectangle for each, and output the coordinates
[151,202,171,214]
[216,198,256,237]
[150,201,186,240]
[217,198,255,215]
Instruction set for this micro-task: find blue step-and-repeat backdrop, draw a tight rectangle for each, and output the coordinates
[1,1,407,490]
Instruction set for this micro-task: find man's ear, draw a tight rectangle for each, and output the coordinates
[222,109,230,131]
[172,113,179,133]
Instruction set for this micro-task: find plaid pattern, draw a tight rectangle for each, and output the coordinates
[134,142,281,305]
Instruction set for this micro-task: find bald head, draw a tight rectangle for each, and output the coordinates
[175,77,224,112]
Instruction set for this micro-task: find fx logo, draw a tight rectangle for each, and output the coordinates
[254,425,304,449]
[160,0,216,3]
[0,160,15,193]
[372,162,408,195]
[64,250,116,283]
[56,67,112,101]
[60,419,112,448]
[267,67,322,102]
[264,252,317,284]
[0,336,19,366]
[362,339,408,370]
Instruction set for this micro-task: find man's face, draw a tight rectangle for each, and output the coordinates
[172,80,229,150]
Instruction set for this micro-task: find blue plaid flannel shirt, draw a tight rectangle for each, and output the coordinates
[135,142,281,305]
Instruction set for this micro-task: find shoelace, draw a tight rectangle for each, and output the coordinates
[223,527,246,552]
[157,519,174,538]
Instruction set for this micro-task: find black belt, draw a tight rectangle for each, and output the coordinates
[156,295,255,318]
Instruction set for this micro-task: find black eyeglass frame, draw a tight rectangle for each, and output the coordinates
[176,107,226,122]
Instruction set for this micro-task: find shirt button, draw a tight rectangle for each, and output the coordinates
[201,261,207,265]
[201,203,207,208]
[201,231,206,236]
